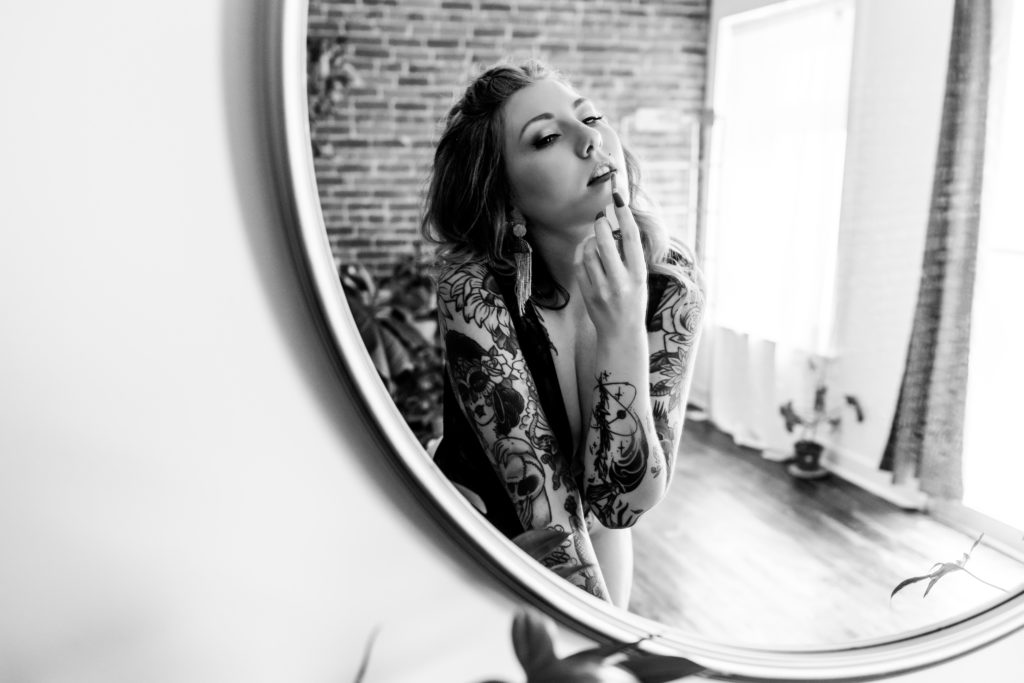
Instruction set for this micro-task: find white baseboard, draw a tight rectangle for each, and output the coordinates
[821,444,929,510]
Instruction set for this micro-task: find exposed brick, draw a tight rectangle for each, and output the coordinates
[395,101,430,110]
[353,45,391,58]
[308,0,709,279]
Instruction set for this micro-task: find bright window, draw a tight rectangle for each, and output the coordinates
[961,0,1024,531]
[705,0,855,355]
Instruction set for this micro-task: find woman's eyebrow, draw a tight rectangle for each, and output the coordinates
[518,97,592,139]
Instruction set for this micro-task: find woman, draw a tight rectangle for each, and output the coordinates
[423,60,704,607]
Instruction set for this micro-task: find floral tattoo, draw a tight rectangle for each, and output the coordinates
[647,272,705,474]
[437,263,602,594]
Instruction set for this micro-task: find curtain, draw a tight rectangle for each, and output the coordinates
[704,326,815,456]
[880,0,991,500]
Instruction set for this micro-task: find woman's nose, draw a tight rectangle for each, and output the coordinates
[578,124,603,158]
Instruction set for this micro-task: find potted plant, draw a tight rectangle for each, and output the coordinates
[339,253,444,447]
[779,370,864,480]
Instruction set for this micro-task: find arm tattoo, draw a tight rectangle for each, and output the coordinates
[584,371,649,527]
[437,264,609,599]
[648,272,705,476]
[494,436,552,529]
[564,495,606,598]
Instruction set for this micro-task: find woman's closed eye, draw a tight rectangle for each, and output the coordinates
[534,133,560,149]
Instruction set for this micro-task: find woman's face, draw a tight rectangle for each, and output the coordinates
[501,77,627,235]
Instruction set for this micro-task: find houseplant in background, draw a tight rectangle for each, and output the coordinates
[339,253,445,446]
[779,361,864,479]
[306,35,364,158]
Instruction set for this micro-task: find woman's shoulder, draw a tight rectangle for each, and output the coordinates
[436,259,509,303]
[435,258,517,333]
[436,255,503,288]
[652,243,705,299]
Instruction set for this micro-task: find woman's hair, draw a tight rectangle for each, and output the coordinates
[421,59,690,307]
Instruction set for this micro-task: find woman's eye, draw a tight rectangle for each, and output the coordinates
[582,115,605,125]
[534,134,559,148]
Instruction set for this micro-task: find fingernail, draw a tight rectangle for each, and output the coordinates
[612,192,625,208]
[596,210,604,220]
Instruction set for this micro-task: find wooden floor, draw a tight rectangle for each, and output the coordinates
[629,420,1024,648]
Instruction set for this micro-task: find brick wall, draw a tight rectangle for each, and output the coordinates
[307,0,708,279]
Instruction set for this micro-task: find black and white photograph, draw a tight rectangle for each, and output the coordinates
[2,0,1023,681]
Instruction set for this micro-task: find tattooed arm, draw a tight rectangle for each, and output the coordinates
[576,196,705,528]
[647,256,705,489]
[436,261,611,601]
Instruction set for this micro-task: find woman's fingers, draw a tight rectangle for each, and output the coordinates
[574,235,605,296]
[610,178,644,273]
[593,210,626,279]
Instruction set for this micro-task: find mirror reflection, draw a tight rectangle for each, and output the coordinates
[306,0,1024,647]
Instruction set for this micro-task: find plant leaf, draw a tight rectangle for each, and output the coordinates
[844,394,865,421]
[893,534,1001,599]
[527,660,640,683]
[779,401,803,432]
[890,573,932,599]
[958,567,1008,593]
[923,563,964,597]
[617,654,706,682]
[567,635,658,663]
[511,610,558,676]
[376,324,416,378]
[966,532,985,559]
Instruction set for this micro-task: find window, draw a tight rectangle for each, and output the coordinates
[704,0,855,354]
[961,0,1024,531]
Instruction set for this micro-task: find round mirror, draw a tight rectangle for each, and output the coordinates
[270,0,1024,677]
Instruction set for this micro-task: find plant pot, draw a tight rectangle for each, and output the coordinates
[787,439,828,479]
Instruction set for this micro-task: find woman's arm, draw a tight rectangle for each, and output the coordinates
[575,196,705,528]
[436,261,610,600]
[647,256,705,488]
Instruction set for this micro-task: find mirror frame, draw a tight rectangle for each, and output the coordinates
[264,0,1024,678]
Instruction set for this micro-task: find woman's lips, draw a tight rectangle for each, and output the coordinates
[588,169,616,186]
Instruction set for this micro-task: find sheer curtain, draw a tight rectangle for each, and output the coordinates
[701,0,855,454]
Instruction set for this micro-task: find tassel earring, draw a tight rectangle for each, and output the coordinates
[510,207,532,316]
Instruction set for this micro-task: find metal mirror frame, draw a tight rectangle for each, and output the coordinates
[264,0,1024,678]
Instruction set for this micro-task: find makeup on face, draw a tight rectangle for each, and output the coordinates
[503,78,626,231]
[587,161,617,187]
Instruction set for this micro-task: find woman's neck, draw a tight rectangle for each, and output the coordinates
[530,221,590,302]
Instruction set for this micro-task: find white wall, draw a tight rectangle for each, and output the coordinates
[0,1,1020,681]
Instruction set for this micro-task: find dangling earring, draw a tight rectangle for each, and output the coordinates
[510,207,532,316]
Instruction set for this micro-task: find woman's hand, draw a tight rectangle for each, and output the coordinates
[574,184,648,336]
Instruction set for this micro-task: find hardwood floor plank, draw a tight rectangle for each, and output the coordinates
[629,421,1024,647]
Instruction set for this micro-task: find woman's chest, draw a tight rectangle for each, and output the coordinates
[537,308,597,453]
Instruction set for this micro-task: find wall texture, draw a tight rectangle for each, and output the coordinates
[307,0,708,277]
